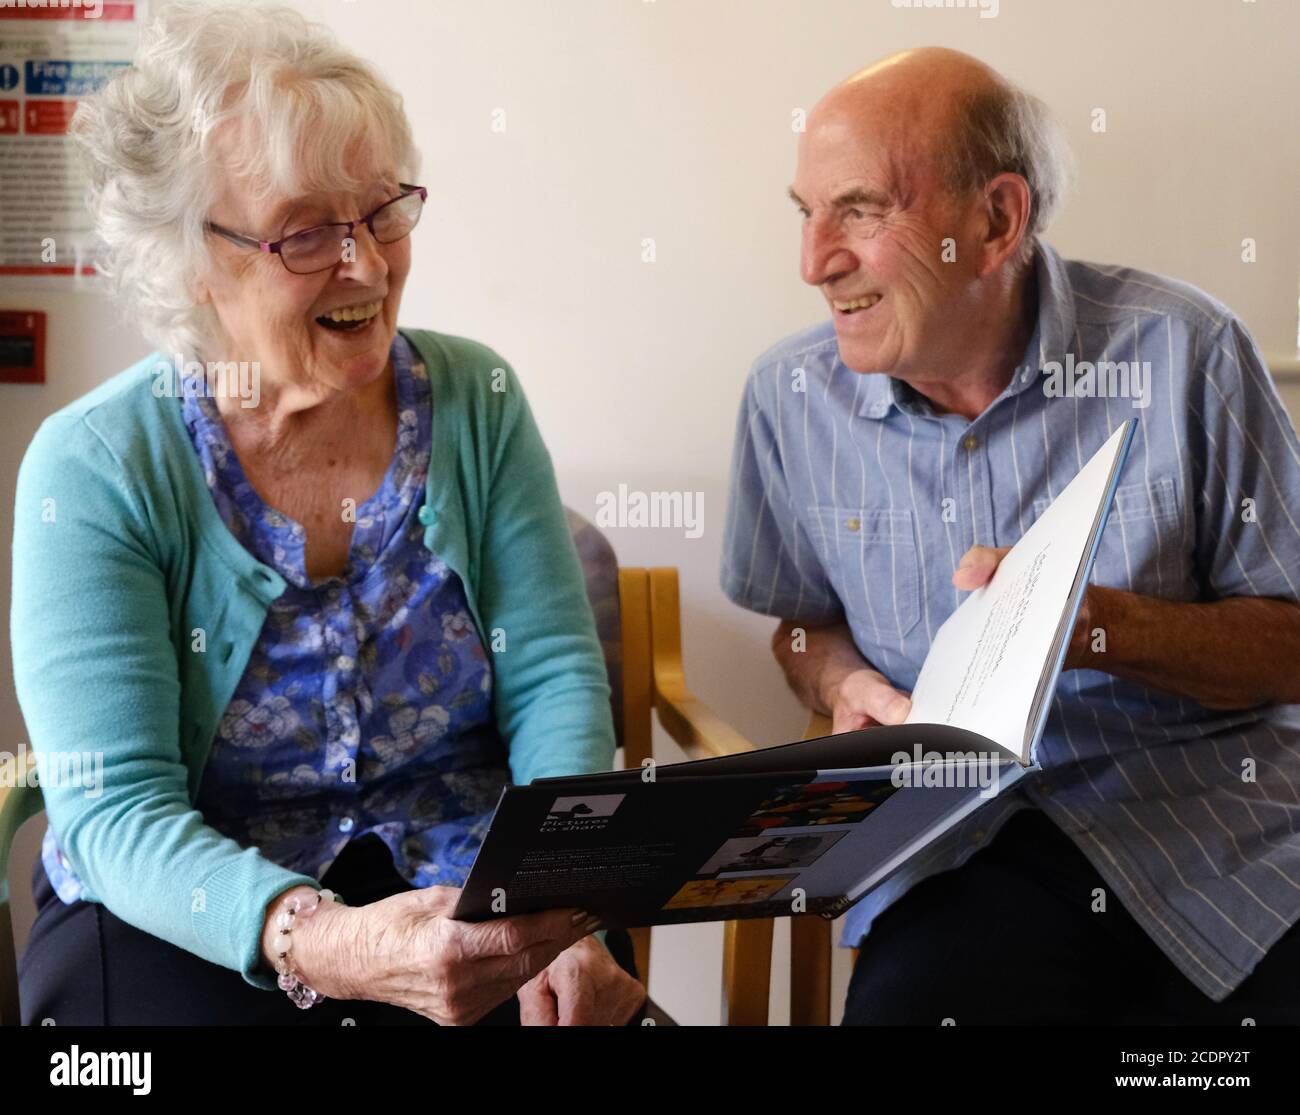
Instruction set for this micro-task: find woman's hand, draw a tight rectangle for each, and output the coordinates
[275,884,601,1025]
[516,935,647,1025]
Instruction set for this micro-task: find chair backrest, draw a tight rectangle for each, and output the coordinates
[563,507,624,745]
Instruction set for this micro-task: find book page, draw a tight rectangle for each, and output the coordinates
[903,423,1131,760]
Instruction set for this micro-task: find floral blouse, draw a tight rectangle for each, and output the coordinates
[42,333,511,902]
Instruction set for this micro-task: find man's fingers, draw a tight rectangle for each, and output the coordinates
[834,673,911,730]
[832,706,871,735]
[953,545,1011,590]
[867,687,912,725]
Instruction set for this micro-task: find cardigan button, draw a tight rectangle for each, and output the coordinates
[418,506,438,527]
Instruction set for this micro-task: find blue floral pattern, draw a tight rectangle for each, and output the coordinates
[42,334,511,902]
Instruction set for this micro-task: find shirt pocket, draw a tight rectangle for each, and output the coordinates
[1033,476,1185,594]
[808,506,922,639]
[1033,476,1178,525]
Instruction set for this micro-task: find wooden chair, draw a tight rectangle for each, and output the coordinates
[566,509,838,1024]
[0,513,840,1026]
[614,570,837,1024]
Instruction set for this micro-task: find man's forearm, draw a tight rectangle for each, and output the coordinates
[771,618,871,714]
[1082,587,1300,709]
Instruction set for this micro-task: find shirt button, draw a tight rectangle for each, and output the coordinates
[963,435,979,451]
[973,830,986,842]
[338,816,354,833]
[1040,781,1054,796]
[418,506,438,527]
[845,517,861,532]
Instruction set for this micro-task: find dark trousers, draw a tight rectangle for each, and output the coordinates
[842,807,1300,1025]
[20,833,640,1026]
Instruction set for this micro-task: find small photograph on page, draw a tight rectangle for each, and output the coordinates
[696,830,848,875]
[663,874,796,910]
[736,777,898,835]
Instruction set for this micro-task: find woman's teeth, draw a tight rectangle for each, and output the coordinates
[834,294,882,313]
[316,300,382,330]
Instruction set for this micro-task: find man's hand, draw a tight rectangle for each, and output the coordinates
[828,668,912,734]
[953,544,1102,671]
[517,934,646,1026]
[950,543,1012,594]
[772,618,911,732]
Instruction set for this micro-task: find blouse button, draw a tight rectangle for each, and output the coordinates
[337,816,354,834]
[418,506,438,527]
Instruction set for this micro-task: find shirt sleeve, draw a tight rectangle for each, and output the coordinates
[720,369,843,623]
[10,416,319,990]
[1188,315,1300,602]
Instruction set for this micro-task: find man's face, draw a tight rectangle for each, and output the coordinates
[792,108,977,376]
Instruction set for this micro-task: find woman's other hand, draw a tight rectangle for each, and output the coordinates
[516,935,647,1026]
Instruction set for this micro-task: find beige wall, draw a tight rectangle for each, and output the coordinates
[2,0,1298,1025]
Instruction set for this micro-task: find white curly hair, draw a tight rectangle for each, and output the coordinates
[71,0,421,359]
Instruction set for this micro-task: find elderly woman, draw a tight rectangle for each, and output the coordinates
[11,0,643,1027]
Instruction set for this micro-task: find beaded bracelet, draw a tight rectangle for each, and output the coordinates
[271,887,343,1010]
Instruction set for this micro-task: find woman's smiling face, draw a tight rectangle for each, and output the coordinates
[199,133,412,402]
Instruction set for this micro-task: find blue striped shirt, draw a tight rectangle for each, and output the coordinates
[720,241,1300,1001]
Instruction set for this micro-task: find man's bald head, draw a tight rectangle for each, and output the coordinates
[805,48,1071,250]
[790,48,1072,378]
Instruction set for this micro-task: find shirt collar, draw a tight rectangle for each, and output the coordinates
[855,239,1077,419]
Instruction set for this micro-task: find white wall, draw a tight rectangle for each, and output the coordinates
[3,0,1298,1026]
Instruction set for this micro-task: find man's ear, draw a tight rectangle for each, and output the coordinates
[977,171,1032,276]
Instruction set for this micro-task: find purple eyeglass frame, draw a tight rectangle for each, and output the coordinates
[204,184,428,273]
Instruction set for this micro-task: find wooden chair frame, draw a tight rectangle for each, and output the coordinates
[619,566,835,1025]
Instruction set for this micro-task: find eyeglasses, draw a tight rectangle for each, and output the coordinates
[205,184,428,275]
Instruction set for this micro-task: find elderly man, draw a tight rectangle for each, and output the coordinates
[721,47,1300,1025]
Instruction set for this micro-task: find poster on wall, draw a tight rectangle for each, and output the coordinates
[0,1,147,281]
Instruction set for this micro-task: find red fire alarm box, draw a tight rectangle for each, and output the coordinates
[0,310,46,384]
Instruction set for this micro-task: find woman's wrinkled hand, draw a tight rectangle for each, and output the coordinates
[516,934,647,1026]
[291,885,601,1026]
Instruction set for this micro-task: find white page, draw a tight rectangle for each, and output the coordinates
[903,424,1130,759]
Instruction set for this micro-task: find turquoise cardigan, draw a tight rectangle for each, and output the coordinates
[10,329,616,988]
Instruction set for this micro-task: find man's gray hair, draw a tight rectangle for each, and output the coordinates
[940,82,1075,264]
[70,0,419,359]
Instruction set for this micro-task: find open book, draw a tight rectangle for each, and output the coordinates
[453,420,1137,927]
